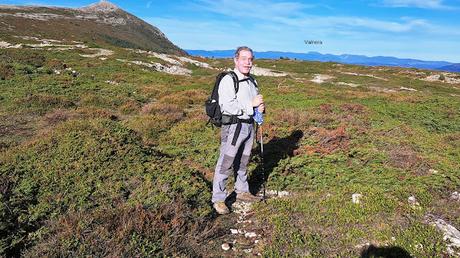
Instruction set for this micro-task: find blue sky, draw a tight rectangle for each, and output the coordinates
[2,0,460,62]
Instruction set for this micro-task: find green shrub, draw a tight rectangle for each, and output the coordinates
[23,202,211,257]
[0,119,212,256]
[0,64,14,80]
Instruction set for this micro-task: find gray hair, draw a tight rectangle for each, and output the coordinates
[234,46,254,59]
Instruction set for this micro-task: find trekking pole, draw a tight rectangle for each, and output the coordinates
[254,108,265,202]
[260,125,266,202]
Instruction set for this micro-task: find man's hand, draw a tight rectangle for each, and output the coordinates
[258,103,265,113]
[252,95,264,107]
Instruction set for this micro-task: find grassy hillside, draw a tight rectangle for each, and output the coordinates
[0,43,459,257]
[0,4,185,55]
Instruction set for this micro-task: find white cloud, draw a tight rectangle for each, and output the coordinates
[274,16,429,33]
[381,0,456,9]
[191,0,433,33]
[193,0,314,19]
[146,1,152,9]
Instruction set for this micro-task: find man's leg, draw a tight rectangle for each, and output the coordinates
[212,124,249,203]
[234,124,255,194]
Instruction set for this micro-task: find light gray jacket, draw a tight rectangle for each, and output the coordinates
[218,68,259,120]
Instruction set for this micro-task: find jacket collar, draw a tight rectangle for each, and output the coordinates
[233,68,250,80]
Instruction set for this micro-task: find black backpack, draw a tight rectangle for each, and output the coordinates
[205,71,239,127]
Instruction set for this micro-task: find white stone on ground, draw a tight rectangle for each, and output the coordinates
[245,232,257,238]
[243,248,253,253]
[265,190,291,197]
[451,191,459,201]
[221,243,231,251]
[429,169,439,174]
[352,193,362,204]
[408,196,420,207]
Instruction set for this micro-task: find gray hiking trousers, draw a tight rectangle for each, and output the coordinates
[212,123,255,203]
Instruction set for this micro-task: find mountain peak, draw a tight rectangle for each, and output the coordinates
[79,0,120,13]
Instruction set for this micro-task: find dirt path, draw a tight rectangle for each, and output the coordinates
[216,191,290,256]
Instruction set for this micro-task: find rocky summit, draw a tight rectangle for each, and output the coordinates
[79,0,120,13]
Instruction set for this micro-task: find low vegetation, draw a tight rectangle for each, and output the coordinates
[0,42,459,257]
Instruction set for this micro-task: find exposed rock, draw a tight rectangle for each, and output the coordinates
[0,38,91,51]
[425,214,460,256]
[149,52,182,65]
[14,36,62,43]
[0,40,21,49]
[368,86,397,93]
[79,0,120,13]
[80,48,114,58]
[135,49,212,68]
[116,59,191,76]
[335,82,360,87]
[340,71,388,81]
[400,86,417,92]
[423,73,460,84]
[311,74,334,83]
[251,66,287,77]
[177,56,211,68]
[0,12,65,21]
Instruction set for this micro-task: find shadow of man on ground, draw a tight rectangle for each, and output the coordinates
[360,244,413,258]
[248,129,304,195]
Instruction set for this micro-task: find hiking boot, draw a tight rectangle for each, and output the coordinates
[213,201,230,215]
[236,192,262,202]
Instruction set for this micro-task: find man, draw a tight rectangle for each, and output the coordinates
[212,46,265,215]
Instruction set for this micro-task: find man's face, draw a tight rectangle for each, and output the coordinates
[234,50,253,75]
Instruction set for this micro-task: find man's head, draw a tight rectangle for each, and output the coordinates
[234,46,254,75]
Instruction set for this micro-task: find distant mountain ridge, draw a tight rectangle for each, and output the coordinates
[0,0,185,55]
[186,50,460,72]
[438,63,460,72]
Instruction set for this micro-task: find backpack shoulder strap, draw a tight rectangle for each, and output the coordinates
[248,74,258,88]
[227,71,239,93]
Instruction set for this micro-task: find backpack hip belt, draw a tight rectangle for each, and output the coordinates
[221,115,254,125]
[221,115,254,146]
